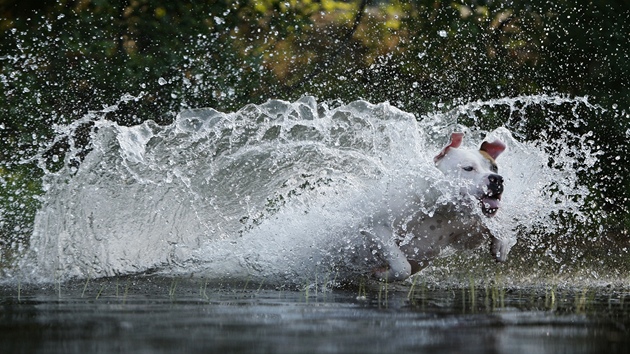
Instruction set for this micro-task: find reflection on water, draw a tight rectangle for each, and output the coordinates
[1,276,628,354]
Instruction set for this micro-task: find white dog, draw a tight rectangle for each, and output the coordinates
[363,132,511,281]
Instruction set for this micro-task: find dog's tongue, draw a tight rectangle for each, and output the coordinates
[481,197,501,216]
[482,197,500,210]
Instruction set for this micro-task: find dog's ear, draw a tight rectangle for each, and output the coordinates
[434,132,464,163]
[480,139,506,160]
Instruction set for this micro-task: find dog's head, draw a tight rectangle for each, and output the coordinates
[434,132,506,216]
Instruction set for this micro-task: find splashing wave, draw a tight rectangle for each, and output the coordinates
[18,96,598,285]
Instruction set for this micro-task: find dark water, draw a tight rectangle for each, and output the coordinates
[2,276,629,354]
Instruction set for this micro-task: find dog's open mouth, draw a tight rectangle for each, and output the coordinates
[480,194,501,216]
[480,176,504,217]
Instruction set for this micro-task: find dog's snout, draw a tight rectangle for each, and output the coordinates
[488,174,503,185]
[487,174,504,196]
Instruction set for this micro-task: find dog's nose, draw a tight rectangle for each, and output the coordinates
[488,174,503,185]
[488,174,504,196]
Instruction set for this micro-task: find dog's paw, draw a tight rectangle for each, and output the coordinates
[371,262,414,282]
[491,236,516,262]
[371,266,391,281]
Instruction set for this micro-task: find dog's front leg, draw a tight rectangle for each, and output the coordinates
[363,224,412,281]
[491,236,516,262]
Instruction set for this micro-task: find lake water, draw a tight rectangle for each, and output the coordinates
[2,276,629,354]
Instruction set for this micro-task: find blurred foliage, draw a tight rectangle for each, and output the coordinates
[0,0,628,266]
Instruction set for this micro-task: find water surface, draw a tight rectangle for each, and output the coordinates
[2,277,628,354]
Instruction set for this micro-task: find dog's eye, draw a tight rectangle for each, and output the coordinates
[462,166,474,172]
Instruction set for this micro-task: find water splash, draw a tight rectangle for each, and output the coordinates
[16,95,602,286]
